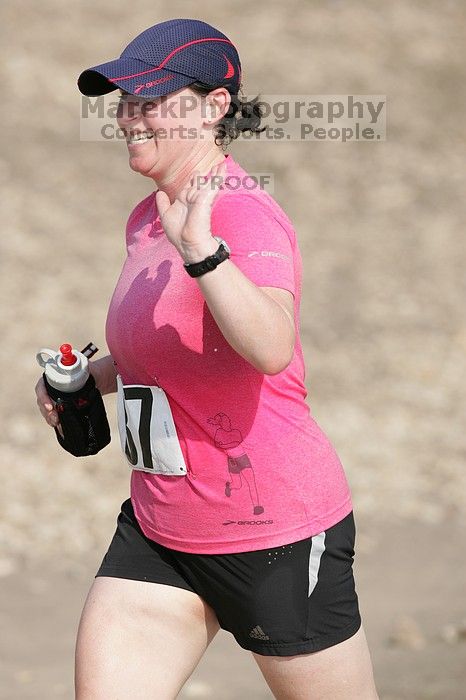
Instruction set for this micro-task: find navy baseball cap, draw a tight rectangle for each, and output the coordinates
[77,18,242,98]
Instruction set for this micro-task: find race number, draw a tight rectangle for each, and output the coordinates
[116,375,187,475]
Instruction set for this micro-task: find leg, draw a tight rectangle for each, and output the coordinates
[225,471,242,496]
[75,576,220,699]
[241,467,264,514]
[252,624,379,700]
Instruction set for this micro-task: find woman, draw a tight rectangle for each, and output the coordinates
[36,18,378,699]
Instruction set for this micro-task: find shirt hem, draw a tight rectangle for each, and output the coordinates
[132,496,353,554]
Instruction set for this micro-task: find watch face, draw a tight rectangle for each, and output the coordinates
[214,236,230,254]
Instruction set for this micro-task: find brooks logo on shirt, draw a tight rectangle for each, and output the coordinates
[222,519,274,526]
[247,250,291,260]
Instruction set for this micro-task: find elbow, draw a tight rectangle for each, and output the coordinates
[259,344,295,376]
[263,358,293,375]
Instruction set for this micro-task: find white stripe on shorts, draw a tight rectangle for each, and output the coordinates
[308,530,326,597]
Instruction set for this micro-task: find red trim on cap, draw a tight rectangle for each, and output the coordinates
[114,37,236,81]
[222,53,235,79]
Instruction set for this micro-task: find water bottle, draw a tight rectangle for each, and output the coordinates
[36,343,90,394]
[36,342,111,457]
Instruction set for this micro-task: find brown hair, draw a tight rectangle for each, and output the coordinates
[188,81,266,150]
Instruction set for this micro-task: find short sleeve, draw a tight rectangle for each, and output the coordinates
[211,193,296,297]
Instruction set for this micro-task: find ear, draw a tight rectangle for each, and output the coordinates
[205,87,231,124]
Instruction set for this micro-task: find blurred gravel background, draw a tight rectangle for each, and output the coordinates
[0,1,465,698]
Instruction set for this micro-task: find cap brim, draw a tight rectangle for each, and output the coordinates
[77,57,195,97]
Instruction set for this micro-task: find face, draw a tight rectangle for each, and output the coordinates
[116,86,230,180]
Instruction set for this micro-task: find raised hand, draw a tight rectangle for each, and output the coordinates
[155,159,227,259]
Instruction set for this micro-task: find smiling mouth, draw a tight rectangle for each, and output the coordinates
[126,130,156,144]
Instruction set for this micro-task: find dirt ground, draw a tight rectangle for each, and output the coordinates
[1,0,465,698]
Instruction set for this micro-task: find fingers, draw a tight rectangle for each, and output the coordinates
[170,161,227,206]
[189,160,226,188]
[35,377,60,429]
[155,188,170,217]
[187,162,226,202]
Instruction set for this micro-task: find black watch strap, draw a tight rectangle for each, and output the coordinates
[183,240,230,277]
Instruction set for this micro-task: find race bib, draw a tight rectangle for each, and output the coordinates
[116,375,187,475]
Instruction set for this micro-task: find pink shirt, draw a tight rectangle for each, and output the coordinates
[105,153,353,553]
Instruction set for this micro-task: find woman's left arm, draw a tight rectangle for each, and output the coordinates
[156,160,295,375]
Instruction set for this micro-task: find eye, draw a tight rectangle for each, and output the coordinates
[118,90,136,103]
[142,98,160,111]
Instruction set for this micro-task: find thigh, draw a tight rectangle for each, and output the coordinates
[252,623,379,700]
[75,576,219,699]
[75,499,220,698]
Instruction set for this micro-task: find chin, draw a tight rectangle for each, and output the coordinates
[128,156,156,176]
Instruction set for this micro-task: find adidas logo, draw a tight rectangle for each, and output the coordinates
[249,625,270,641]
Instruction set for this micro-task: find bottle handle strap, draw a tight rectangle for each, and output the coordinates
[36,348,58,368]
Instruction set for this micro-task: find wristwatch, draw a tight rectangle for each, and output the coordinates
[183,236,231,277]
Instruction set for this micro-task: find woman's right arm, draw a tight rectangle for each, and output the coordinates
[90,353,118,396]
[35,353,117,430]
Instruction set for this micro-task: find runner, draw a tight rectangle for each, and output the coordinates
[35,18,378,699]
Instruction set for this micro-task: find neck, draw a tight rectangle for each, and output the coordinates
[155,148,227,204]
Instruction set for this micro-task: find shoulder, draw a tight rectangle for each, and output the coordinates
[214,156,296,237]
[211,188,296,248]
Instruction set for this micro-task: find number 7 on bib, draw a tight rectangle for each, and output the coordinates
[116,375,188,475]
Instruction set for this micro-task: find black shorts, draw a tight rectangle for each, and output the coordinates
[95,499,362,656]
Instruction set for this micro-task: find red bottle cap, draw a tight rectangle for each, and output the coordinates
[59,343,77,366]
